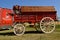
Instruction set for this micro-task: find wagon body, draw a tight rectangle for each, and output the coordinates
[14,6,57,23]
[13,6,57,36]
[0,6,57,36]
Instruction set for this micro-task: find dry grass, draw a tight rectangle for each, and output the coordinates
[55,21,60,25]
[0,25,60,40]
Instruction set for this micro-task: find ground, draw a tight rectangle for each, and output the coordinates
[0,25,60,40]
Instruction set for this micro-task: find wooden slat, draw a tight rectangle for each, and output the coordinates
[21,6,56,12]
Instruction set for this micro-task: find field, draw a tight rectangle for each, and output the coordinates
[0,25,60,40]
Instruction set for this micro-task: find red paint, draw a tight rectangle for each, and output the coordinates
[14,12,57,23]
[0,7,57,27]
[0,8,13,26]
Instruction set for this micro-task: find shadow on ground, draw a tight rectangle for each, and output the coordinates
[0,31,43,36]
[0,32,15,36]
[0,29,10,31]
[25,31,43,34]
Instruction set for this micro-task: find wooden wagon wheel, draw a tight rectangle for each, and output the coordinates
[13,24,25,36]
[40,17,55,33]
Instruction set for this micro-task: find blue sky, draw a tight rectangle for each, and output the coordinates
[0,0,60,17]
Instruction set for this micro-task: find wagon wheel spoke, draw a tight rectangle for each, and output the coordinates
[14,24,25,36]
[43,25,54,32]
[40,17,55,33]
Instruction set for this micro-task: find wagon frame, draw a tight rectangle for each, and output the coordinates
[11,5,57,36]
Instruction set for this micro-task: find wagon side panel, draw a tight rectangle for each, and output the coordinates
[36,12,56,22]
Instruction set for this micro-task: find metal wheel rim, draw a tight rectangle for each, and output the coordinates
[40,17,55,33]
[14,24,25,36]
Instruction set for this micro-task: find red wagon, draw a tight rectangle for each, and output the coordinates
[12,5,57,36]
[0,5,57,36]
